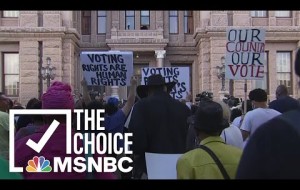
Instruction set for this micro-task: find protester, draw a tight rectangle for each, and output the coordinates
[0,111,9,160]
[232,100,252,128]
[0,156,23,179]
[129,74,191,179]
[218,101,243,149]
[240,89,281,145]
[15,101,44,141]
[0,94,10,113]
[103,76,137,148]
[236,48,300,179]
[15,81,116,179]
[177,100,242,179]
[185,104,199,152]
[230,108,242,124]
[269,84,300,113]
[16,98,39,132]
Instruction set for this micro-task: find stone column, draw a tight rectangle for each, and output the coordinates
[155,50,166,67]
[91,11,97,42]
[19,40,39,106]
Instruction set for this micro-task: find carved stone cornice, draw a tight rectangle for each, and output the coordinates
[0,27,80,43]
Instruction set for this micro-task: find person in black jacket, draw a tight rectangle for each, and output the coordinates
[268,84,300,113]
[128,74,191,179]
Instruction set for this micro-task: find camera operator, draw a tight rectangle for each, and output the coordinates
[222,95,241,109]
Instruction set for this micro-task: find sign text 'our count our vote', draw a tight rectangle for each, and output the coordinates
[225,28,266,80]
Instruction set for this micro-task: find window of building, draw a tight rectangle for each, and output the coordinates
[276,51,292,94]
[169,11,178,34]
[2,11,19,18]
[97,11,106,34]
[250,11,268,17]
[184,11,193,34]
[125,11,135,30]
[81,11,91,35]
[3,53,19,97]
[254,52,269,94]
[275,11,291,17]
[140,10,150,30]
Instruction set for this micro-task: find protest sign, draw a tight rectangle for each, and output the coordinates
[145,152,183,179]
[225,28,266,80]
[80,51,133,86]
[141,67,190,99]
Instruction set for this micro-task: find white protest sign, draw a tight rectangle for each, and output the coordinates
[225,28,266,80]
[80,51,133,86]
[145,152,183,179]
[141,67,190,99]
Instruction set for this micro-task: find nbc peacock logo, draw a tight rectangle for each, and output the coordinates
[26,156,52,172]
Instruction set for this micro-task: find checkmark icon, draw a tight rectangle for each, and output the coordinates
[26,120,60,153]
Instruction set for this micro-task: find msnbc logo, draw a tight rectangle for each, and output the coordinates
[26,156,52,172]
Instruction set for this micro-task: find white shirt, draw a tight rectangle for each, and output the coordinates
[232,116,242,128]
[220,124,244,149]
[240,108,281,138]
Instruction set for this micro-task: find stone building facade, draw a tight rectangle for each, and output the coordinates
[0,10,299,106]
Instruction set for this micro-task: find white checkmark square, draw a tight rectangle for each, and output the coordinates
[9,109,72,172]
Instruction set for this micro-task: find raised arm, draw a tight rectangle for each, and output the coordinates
[121,76,137,117]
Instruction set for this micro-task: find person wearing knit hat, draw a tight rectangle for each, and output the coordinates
[42,81,75,110]
[15,81,116,179]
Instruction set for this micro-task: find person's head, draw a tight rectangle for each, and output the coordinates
[194,100,229,139]
[275,85,288,99]
[7,99,13,109]
[241,100,253,113]
[11,105,24,109]
[249,88,268,109]
[136,74,176,99]
[30,101,43,124]
[230,108,243,123]
[215,100,231,124]
[105,97,119,115]
[295,48,300,82]
[80,100,104,133]
[26,98,39,109]
[42,81,74,123]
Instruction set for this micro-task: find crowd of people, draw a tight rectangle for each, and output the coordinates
[1,49,300,179]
